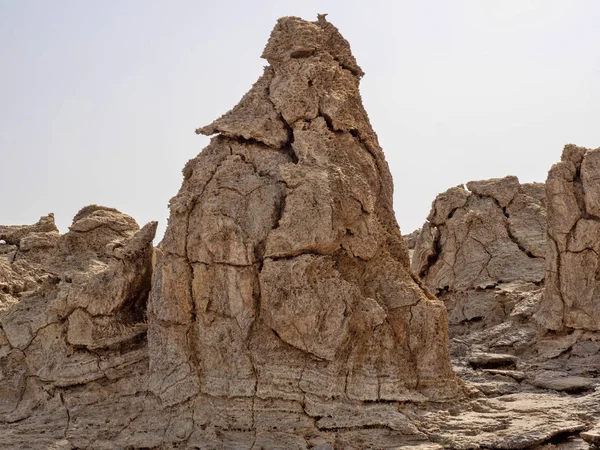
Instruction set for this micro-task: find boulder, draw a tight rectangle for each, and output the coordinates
[531,372,593,394]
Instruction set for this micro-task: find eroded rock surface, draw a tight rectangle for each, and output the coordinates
[412,176,547,336]
[403,228,420,262]
[409,171,600,449]
[3,17,600,450]
[0,206,157,448]
[536,144,600,331]
[148,14,462,447]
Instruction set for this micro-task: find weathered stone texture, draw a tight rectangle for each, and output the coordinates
[4,16,599,450]
[536,144,600,331]
[412,177,547,336]
[149,15,462,444]
[413,177,546,294]
[0,206,157,447]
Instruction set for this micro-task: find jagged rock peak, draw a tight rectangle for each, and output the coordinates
[261,15,364,76]
[196,15,368,150]
[151,15,462,446]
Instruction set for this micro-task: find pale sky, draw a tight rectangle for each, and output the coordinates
[1,0,599,239]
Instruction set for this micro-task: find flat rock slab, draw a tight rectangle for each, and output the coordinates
[469,352,518,369]
[535,332,583,359]
[413,393,593,449]
[483,369,527,382]
[532,374,594,393]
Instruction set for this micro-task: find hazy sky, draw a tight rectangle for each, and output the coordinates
[1,1,599,239]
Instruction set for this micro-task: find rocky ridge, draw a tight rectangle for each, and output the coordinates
[408,151,600,449]
[411,176,546,339]
[0,206,157,449]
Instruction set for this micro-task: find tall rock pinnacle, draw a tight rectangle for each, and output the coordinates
[537,144,600,331]
[7,15,599,450]
[149,15,461,439]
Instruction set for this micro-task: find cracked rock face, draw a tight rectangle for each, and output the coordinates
[148,14,461,445]
[408,173,600,450]
[3,17,600,450]
[412,177,547,335]
[0,207,156,448]
[536,144,600,331]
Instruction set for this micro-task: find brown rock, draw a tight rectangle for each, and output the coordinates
[403,229,421,250]
[404,229,421,263]
[466,176,521,208]
[536,144,600,331]
[410,176,555,406]
[413,177,546,293]
[581,424,600,446]
[468,352,518,369]
[0,206,156,435]
[7,15,600,450]
[0,214,58,246]
[149,14,461,445]
[412,177,547,345]
[413,393,591,449]
[531,372,594,393]
[1,15,468,449]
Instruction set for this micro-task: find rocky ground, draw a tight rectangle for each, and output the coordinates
[2,13,600,450]
[406,163,600,449]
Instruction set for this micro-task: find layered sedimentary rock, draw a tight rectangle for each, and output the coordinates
[0,207,157,448]
[537,144,600,331]
[148,14,461,446]
[412,176,547,334]
[6,16,600,450]
[411,170,600,427]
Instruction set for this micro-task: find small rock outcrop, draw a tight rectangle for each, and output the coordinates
[402,228,420,262]
[536,144,600,331]
[412,176,547,334]
[0,206,156,448]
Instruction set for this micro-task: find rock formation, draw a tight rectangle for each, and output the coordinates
[4,16,600,450]
[0,206,156,449]
[409,170,600,448]
[148,14,462,447]
[403,228,420,262]
[412,176,547,335]
[536,144,600,331]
